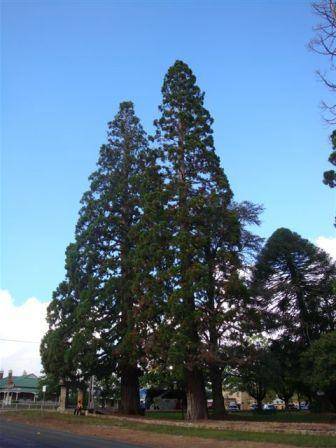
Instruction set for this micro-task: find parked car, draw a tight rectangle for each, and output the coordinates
[299,402,309,410]
[150,391,183,411]
[250,403,259,411]
[263,403,276,411]
[228,403,240,412]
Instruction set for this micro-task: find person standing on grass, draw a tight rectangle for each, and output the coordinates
[74,399,83,416]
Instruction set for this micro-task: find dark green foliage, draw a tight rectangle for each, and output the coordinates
[252,228,336,344]
[40,62,336,422]
[225,343,275,411]
[270,338,302,409]
[74,101,164,414]
[41,102,164,415]
[301,331,336,411]
[153,60,247,419]
[37,375,59,400]
[40,243,87,388]
[204,202,263,415]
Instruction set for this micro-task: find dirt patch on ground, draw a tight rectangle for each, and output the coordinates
[2,414,299,448]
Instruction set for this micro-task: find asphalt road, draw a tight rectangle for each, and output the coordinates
[0,417,147,448]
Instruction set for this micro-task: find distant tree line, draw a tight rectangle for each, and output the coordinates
[40,61,336,420]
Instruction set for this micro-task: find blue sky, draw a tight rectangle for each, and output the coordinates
[1,0,335,305]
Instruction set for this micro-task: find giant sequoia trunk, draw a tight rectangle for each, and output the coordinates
[186,368,208,420]
[120,365,140,415]
[209,365,226,417]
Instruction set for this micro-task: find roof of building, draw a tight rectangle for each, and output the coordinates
[0,373,38,392]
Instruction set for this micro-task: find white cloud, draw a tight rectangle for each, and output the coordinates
[0,290,49,377]
[316,236,336,261]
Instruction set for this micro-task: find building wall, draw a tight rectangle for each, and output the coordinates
[223,390,255,410]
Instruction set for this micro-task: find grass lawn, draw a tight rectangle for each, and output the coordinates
[6,411,336,448]
[146,410,336,424]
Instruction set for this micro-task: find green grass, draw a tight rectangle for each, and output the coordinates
[5,410,336,448]
[145,410,184,420]
[146,410,336,423]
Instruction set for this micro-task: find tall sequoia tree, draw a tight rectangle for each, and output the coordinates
[73,101,163,414]
[252,228,336,345]
[154,60,243,420]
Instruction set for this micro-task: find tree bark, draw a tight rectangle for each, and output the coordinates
[120,365,141,415]
[209,365,226,417]
[59,384,67,411]
[329,393,336,412]
[185,368,208,420]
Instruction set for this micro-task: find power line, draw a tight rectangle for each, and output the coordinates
[0,338,40,344]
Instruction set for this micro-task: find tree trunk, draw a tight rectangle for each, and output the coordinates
[284,398,289,410]
[328,393,336,412]
[185,368,208,420]
[257,400,263,412]
[120,365,140,415]
[59,383,67,411]
[209,365,226,417]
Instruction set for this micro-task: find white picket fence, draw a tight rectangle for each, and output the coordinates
[0,401,58,412]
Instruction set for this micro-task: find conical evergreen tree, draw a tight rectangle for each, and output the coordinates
[154,60,243,420]
[73,101,163,414]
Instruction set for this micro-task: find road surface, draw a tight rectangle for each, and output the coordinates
[0,417,147,448]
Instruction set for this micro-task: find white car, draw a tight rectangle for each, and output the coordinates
[150,392,180,411]
[227,403,239,412]
[299,402,309,410]
[263,403,276,411]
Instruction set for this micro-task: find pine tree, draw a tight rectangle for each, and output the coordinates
[252,228,336,344]
[154,60,244,420]
[73,101,163,414]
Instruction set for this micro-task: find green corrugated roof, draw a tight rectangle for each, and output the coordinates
[9,387,37,393]
[0,374,38,391]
